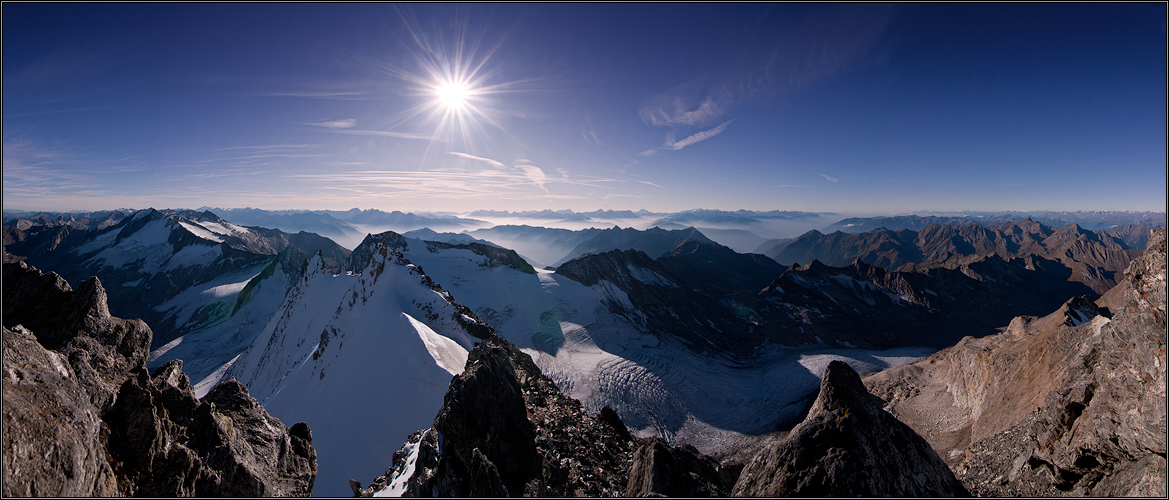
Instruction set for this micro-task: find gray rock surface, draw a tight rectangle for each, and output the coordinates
[2,324,122,496]
[4,260,152,411]
[2,261,318,497]
[732,360,969,497]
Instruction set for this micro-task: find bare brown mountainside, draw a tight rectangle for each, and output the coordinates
[767,219,1145,294]
[864,227,1166,496]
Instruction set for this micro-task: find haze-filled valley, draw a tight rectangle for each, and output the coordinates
[4,207,1165,496]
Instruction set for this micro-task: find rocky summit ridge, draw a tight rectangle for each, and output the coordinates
[2,261,318,496]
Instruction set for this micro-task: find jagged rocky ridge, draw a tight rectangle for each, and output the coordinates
[2,261,317,496]
[865,227,1167,496]
[358,341,971,497]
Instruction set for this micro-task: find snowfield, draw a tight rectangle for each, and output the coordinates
[393,238,936,456]
[184,232,933,496]
[148,259,291,386]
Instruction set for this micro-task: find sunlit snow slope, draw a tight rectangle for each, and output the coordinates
[218,236,484,497]
[148,247,307,384]
[68,209,275,347]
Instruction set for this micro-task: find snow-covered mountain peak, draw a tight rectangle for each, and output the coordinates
[215,234,513,495]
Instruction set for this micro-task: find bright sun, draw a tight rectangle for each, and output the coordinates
[436,80,471,109]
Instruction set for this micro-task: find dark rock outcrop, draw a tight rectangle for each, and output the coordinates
[731,361,969,497]
[353,337,733,497]
[2,261,317,497]
[625,438,726,497]
[865,227,1166,496]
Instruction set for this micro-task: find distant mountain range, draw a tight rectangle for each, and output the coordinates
[2,209,135,231]
[466,224,714,268]
[651,209,826,226]
[760,220,1152,294]
[198,208,484,249]
[3,209,349,349]
[558,239,1098,355]
[824,211,1165,233]
[469,208,650,220]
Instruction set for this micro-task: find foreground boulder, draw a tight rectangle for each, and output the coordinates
[866,227,1166,496]
[2,261,317,496]
[731,360,968,496]
[352,336,733,497]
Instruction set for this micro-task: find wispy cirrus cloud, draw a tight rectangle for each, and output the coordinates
[634,120,732,159]
[802,165,839,183]
[449,152,508,169]
[305,118,357,129]
[214,144,320,152]
[514,160,549,193]
[664,121,731,151]
[637,5,894,129]
[323,129,435,140]
[639,91,726,128]
[581,119,604,146]
[262,90,379,100]
[449,152,550,193]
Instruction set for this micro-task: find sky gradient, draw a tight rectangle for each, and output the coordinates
[3,3,1166,213]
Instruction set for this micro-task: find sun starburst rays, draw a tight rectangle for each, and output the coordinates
[366,10,528,164]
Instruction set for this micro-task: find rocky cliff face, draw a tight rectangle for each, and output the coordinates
[351,336,734,497]
[2,261,318,496]
[865,227,1166,496]
[731,361,968,497]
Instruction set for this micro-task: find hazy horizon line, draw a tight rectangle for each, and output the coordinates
[3,205,1166,217]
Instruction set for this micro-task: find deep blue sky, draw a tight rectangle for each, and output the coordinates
[3,3,1165,213]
